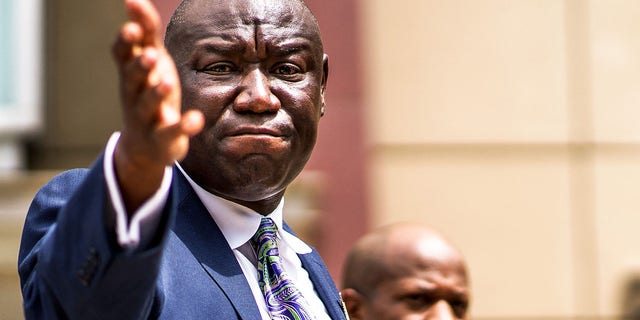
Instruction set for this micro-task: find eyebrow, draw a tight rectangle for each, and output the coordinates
[276,44,310,56]
[270,38,314,57]
[193,37,245,55]
[408,280,468,298]
[191,35,316,61]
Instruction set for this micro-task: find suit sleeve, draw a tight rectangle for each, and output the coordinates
[103,132,172,250]
[17,154,175,320]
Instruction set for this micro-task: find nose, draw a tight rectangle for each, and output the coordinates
[426,300,456,320]
[234,68,281,113]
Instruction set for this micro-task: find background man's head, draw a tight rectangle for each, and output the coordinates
[341,223,470,320]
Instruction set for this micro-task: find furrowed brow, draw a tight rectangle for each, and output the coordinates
[194,37,244,55]
[271,38,313,56]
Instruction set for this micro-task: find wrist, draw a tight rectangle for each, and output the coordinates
[114,137,166,214]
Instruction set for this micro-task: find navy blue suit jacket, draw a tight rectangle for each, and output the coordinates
[18,155,346,319]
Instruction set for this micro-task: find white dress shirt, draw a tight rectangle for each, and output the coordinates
[103,132,331,319]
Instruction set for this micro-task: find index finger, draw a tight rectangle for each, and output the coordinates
[125,0,162,48]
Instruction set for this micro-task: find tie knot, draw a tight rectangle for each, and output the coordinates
[252,217,278,250]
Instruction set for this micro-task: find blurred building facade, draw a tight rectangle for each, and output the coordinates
[2,0,640,319]
[363,1,640,318]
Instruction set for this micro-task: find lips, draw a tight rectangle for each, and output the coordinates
[218,123,292,158]
[226,126,284,137]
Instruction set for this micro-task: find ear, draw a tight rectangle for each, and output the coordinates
[321,53,329,95]
[320,54,329,117]
[341,288,366,320]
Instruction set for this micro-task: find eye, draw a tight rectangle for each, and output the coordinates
[450,300,468,318]
[271,63,303,80]
[199,62,237,75]
[401,294,432,310]
[405,294,423,302]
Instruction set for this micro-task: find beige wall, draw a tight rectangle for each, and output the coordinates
[363,0,640,318]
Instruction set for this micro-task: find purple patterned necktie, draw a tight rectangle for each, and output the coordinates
[252,217,314,320]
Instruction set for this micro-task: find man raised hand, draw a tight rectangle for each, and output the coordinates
[112,0,203,213]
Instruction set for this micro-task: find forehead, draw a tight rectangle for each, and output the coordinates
[384,236,467,282]
[388,256,468,287]
[170,0,321,46]
[381,252,469,296]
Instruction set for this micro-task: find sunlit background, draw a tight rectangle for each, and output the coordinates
[1,0,640,319]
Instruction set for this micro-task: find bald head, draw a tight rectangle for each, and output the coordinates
[165,0,323,55]
[341,223,470,320]
[343,223,466,293]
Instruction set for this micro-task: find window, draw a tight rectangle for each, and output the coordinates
[0,0,43,169]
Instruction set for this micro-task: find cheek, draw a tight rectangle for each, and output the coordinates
[180,72,237,110]
[291,112,319,159]
[274,78,323,109]
[182,85,226,107]
[282,88,323,123]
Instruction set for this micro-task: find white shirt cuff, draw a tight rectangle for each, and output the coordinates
[103,132,173,250]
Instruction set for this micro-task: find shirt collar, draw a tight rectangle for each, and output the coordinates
[176,163,311,254]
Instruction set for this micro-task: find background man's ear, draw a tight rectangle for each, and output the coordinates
[341,288,366,320]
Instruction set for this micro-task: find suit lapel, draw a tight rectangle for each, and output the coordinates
[171,170,261,319]
[298,252,348,320]
[283,223,347,320]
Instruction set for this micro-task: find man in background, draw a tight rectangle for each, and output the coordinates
[341,223,471,319]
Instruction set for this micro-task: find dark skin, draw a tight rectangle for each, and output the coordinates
[111,0,328,215]
[341,224,471,320]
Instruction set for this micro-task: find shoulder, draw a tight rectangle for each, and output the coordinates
[24,168,92,231]
[18,168,92,269]
[32,168,91,208]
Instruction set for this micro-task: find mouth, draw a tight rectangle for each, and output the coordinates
[219,124,292,157]
[226,126,286,138]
